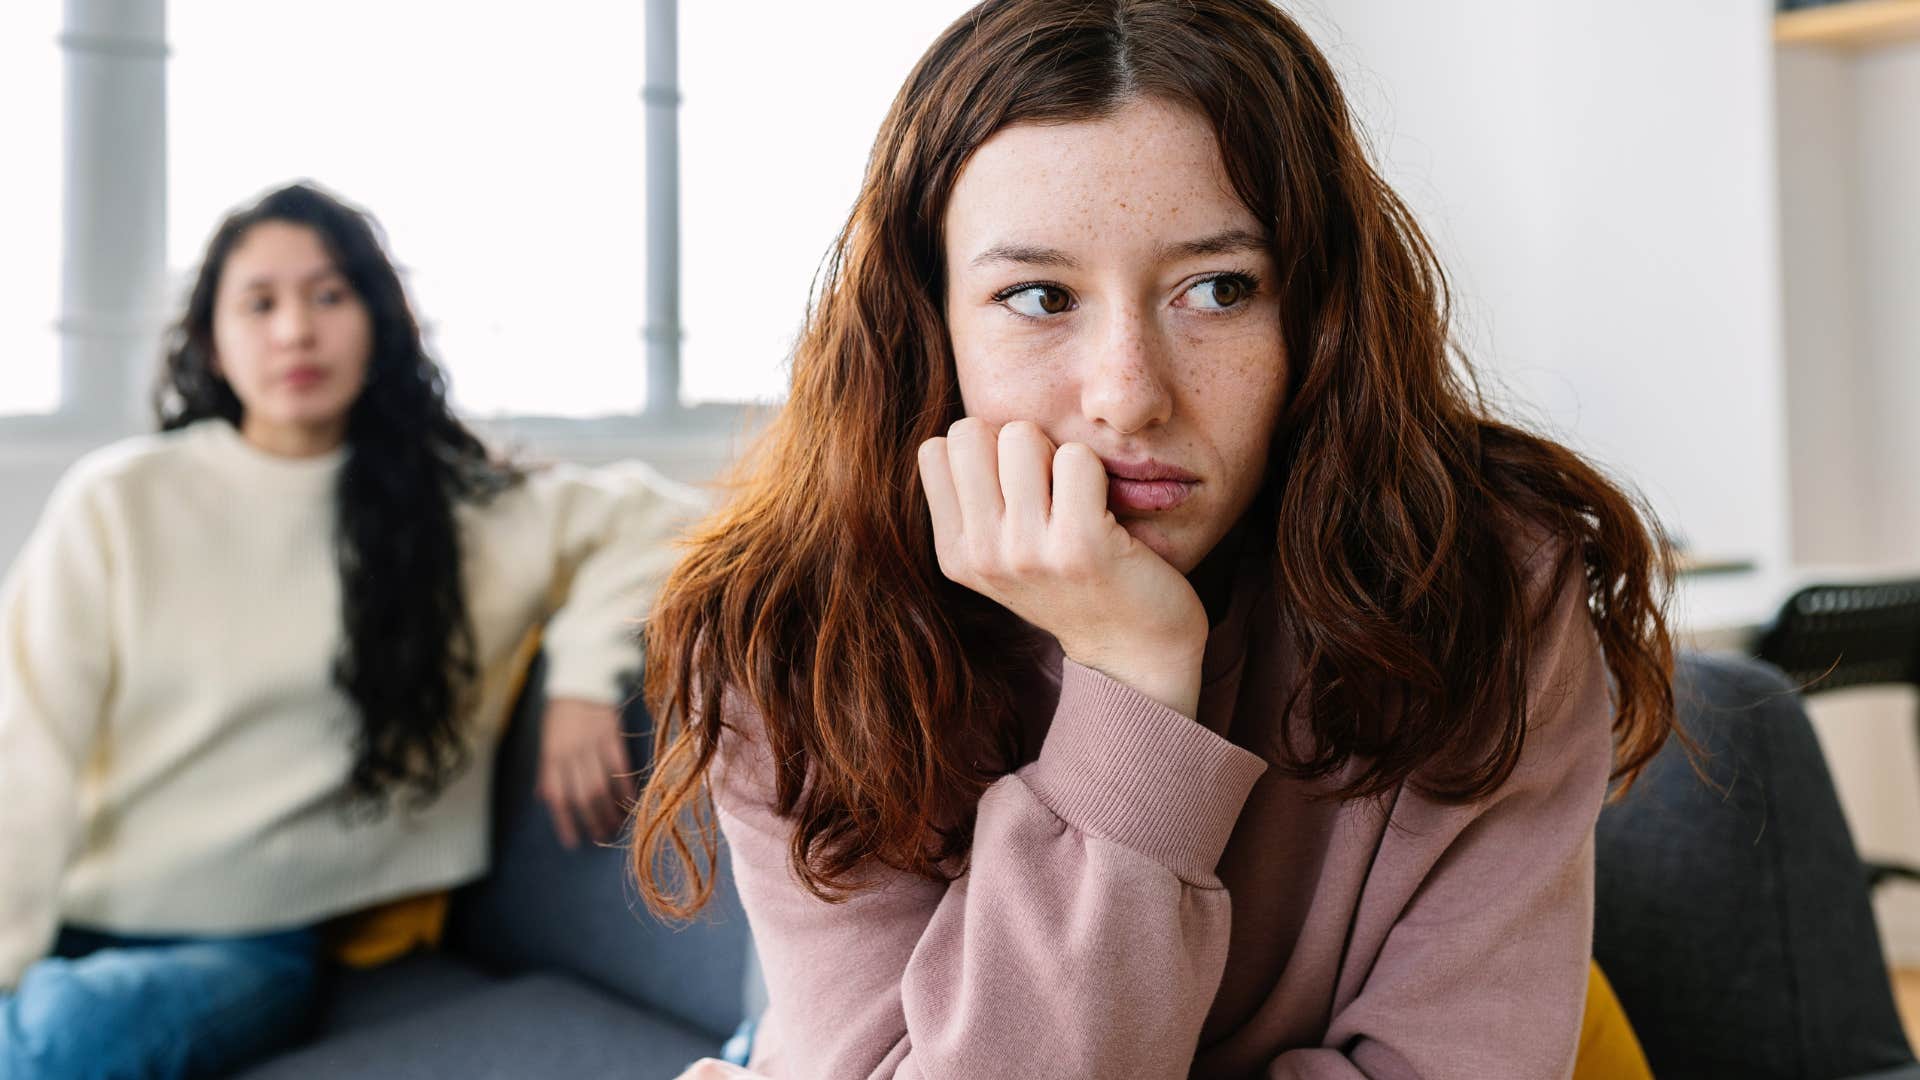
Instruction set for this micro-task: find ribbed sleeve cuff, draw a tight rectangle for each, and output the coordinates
[1020,660,1267,884]
[543,635,640,706]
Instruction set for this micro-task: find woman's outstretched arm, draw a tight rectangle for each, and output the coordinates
[500,461,704,846]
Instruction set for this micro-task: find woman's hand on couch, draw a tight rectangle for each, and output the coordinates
[536,697,635,848]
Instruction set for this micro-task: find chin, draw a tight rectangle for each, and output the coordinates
[282,396,355,426]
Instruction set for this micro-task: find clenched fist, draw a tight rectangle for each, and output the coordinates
[917,418,1208,718]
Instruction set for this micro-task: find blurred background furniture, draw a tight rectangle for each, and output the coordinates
[236,655,757,1080]
[1757,579,1920,693]
[1595,650,1920,1079]
[1756,578,1920,890]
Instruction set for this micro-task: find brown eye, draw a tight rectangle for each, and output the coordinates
[1002,284,1075,318]
[1185,274,1256,311]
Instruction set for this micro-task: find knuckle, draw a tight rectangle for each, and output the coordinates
[1002,547,1042,578]
[962,533,996,567]
[1045,539,1096,580]
[934,545,971,584]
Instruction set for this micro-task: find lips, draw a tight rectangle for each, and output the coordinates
[1100,456,1198,514]
[284,365,328,389]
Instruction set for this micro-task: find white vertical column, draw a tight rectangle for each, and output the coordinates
[643,0,682,415]
[58,0,167,434]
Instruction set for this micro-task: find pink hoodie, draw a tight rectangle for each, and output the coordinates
[712,549,1610,1079]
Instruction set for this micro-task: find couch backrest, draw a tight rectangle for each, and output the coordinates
[1594,650,1914,1078]
[445,655,754,1041]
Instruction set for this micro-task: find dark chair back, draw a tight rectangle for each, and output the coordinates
[1756,579,1920,693]
[1756,578,1920,891]
[1594,651,1915,1079]
[445,654,754,1041]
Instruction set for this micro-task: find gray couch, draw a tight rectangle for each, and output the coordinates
[1595,651,1920,1080]
[237,650,1920,1079]
[236,656,757,1079]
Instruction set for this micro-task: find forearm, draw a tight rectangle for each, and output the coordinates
[534,462,703,702]
[726,663,1267,1078]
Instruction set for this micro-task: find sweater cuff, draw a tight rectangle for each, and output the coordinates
[542,634,641,707]
[1019,660,1267,884]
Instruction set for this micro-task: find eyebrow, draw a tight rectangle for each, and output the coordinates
[1158,227,1269,262]
[968,243,1079,271]
[236,266,344,292]
[967,227,1269,271]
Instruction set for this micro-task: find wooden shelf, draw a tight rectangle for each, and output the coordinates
[1775,0,1920,48]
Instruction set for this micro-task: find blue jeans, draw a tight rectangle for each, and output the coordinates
[720,1015,758,1067]
[0,925,321,1080]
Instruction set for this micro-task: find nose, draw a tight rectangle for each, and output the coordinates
[270,298,317,349]
[1079,303,1174,435]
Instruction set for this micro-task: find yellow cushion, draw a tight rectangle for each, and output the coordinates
[1573,960,1652,1080]
[327,890,450,968]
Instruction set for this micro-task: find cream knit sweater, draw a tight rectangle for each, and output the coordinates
[0,419,701,988]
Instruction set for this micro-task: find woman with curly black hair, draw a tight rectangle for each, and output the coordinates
[0,182,699,1078]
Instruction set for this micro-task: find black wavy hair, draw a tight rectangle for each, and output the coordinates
[155,181,522,814]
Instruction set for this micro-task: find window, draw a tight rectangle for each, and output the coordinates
[0,4,64,417]
[677,3,972,404]
[169,2,649,418]
[148,4,976,419]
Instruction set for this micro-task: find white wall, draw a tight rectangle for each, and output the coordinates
[1781,41,1920,569]
[1855,44,1920,566]
[1304,0,1790,574]
[1778,46,1869,564]
[1775,37,1920,965]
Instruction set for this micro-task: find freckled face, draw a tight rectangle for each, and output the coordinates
[940,97,1290,576]
[941,98,1290,574]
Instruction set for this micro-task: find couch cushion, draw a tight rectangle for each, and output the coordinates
[1572,961,1650,1080]
[1595,651,1916,1078]
[311,951,499,1036]
[236,973,718,1079]
[446,655,755,1040]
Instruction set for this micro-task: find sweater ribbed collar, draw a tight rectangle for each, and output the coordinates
[189,418,348,488]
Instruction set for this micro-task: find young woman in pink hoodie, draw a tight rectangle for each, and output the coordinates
[636,2,1677,1076]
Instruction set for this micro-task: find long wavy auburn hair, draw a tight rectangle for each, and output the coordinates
[634,0,1678,915]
